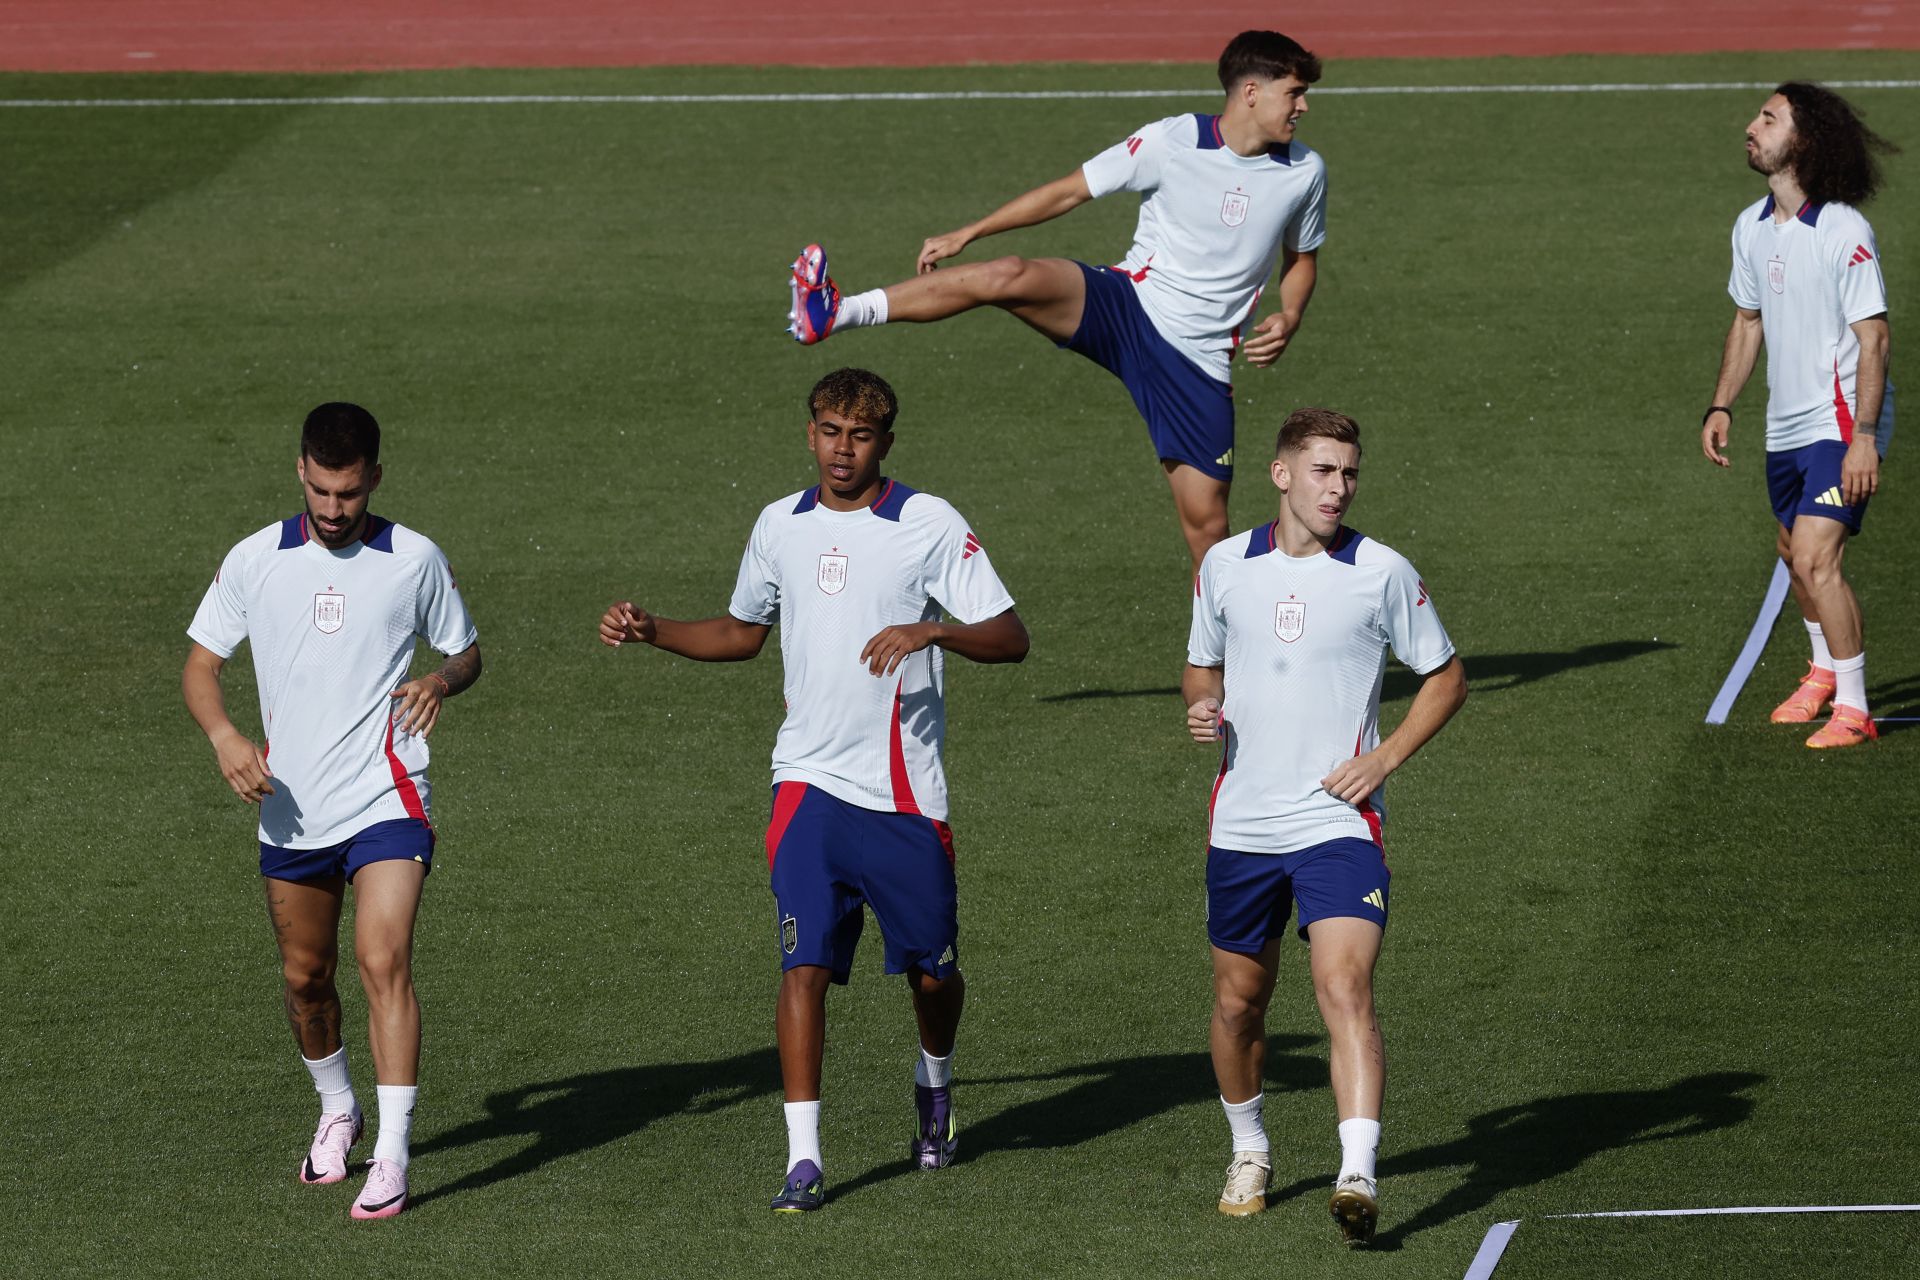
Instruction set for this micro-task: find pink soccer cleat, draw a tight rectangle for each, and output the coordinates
[350,1158,409,1220]
[1770,662,1835,723]
[788,244,841,344]
[1806,704,1877,749]
[298,1111,363,1185]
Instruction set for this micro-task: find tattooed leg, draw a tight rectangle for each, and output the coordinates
[264,875,347,1059]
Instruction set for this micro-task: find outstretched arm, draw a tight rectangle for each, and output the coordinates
[1701,307,1762,466]
[600,600,770,662]
[182,641,274,803]
[1842,314,1889,505]
[917,171,1095,273]
[1241,248,1318,368]
[1322,655,1467,804]
[859,608,1029,676]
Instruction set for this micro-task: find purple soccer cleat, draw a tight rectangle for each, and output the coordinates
[770,1158,826,1212]
[299,1110,363,1185]
[912,1084,958,1170]
[787,244,841,345]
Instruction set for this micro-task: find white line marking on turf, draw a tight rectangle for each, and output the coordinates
[1705,558,1790,725]
[1463,1204,1920,1279]
[2,80,1918,109]
[1461,1219,1521,1280]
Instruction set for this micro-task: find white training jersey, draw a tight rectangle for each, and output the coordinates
[188,513,478,849]
[1729,195,1894,451]
[1082,112,1328,382]
[1188,523,1454,855]
[728,480,1015,823]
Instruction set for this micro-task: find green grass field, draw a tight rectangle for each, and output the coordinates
[3,50,1917,1278]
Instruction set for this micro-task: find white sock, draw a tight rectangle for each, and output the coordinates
[784,1100,822,1174]
[1806,620,1834,670]
[1338,1117,1381,1182]
[302,1045,357,1117]
[1222,1094,1269,1156]
[1832,651,1867,713]
[915,1049,954,1088]
[836,288,889,330]
[372,1084,416,1169]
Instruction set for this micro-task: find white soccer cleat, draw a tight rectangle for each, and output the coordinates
[1217,1151,1270,1216]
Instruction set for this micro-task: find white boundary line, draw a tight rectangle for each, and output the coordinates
[1464,1204,1920,1279]
[1705,558,1790,725]
[1,79,1918,109]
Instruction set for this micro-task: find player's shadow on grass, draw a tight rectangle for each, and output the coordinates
[406,1047,781,1208]
[1867,674,1920,732]
[831,1039,1323,1203]
[1035,640,1675,705]
[1264,1069,1765,1249]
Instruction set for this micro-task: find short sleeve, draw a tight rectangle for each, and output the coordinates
[1082,117,1171,199]
[1186,553,1227,668]
[417,545,478,655]
[727,511,781,625]
[186,545,250,658]
[1380,555,1454,676]
[1728,216,1761,310]
[1835,218,1889,324]
[922,506,1016,625]
[1284,157,1327,253]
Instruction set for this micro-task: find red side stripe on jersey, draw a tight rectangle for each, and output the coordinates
[765,780,809,868]
[383,714,429,824]
[888,680,922,815]
[1352,726,1383,847]
[1205,721,1231,848]
[932,818,956,865]
[1833,360,1856,444]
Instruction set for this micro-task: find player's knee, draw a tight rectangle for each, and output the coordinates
[1789,543,1841,590]
[281,956,335,1006]
[1214,987,1267,1038]
[977,255,1034,302]
[1313,968,1375,1024]
[355,945,412,1000]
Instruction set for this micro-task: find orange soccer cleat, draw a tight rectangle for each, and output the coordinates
[1806,705,1878,749]
[1770,663,1836,723]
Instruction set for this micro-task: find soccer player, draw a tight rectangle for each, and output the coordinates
[1184,408,1467,1243]
[182,403,482,1220]
[599,368,1028,1212]
[786,29,1328,574]
[1700,82,1895,748]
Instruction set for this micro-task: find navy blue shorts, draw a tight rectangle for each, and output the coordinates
[1767,440,1868,533]
[765,781,959,985]
[1206,838,1388,954]
[260,817,434,883]
[1062,261,1237,481]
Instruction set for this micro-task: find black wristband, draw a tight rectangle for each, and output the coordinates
[1702,405,1733,426]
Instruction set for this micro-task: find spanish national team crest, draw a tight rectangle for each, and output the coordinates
[817,553,848,595]
[314,592,345,634]
[1221,191,1250,228]
[1275,600,1305,643]
[1768,257,1786,294]
[781,915,798,955]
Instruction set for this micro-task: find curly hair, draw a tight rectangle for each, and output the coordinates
[807,367,899,431]
[1777,82,1900,207]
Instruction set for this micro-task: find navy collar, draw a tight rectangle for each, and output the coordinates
[1194,113,1294,164]
[1758,194,1823,226]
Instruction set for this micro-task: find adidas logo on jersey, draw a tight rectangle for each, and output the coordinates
[962,532,983,560]
[1361,888,1385,912]
[1215,447,1234,468]
[1814,486,1846,507]
[1850,244,1874,266]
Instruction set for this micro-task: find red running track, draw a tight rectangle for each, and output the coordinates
[3,1,1915,74]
